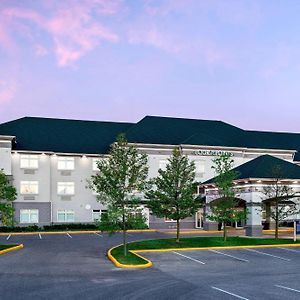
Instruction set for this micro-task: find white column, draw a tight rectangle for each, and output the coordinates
[246,202,263,236]
[203,203,219,231]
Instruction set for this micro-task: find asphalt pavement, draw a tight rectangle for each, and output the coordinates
[1,232,300,300]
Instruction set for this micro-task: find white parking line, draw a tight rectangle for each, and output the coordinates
[6,234,11,240]
[245,248,291,261]
[209,250,249,262]
[66,233,72,238]
[172,251,205,265]
[211,286,250,300]
[275,285,300,293]
[38,233,42,239]
[94,233,103,237]
[277,247,300,253]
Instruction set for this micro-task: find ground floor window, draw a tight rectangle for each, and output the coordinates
[195,210,203,228]
[57,210,75,222]
[20,209,39,223]
[164,217,175,222]
[92,209,107,222]
[92,210,101,221]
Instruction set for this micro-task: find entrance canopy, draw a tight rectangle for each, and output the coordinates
[202,155,300,187]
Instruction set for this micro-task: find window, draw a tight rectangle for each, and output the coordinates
[57,210,75,222]
[57,157,74,170]
[92,209,107,222]
[20,181,39,194]
[20,154,39,169]
[194,160,205,177]
[165,217,175,222]
[57,182,75,195]
[92,210,101,221]
[159,159,168,171]
[20,209,39,223]
[92,158,100,171]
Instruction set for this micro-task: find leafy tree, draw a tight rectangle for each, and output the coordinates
[98,209,148,233]
[0,170,17,226]
[146,148,202,243]
[261,166,299,239]
[207,153,246,241]
[90,134,148,256]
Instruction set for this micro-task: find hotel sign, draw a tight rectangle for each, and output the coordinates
[192,150,234,156]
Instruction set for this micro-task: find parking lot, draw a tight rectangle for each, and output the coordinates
[1,232,300,300]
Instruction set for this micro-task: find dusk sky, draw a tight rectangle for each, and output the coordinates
[1,0,300,132]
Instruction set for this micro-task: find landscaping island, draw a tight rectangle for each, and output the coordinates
[109,236,300,268]
[0,244,23,255]
[0,244,18,251]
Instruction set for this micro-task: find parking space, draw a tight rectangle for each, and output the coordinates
[142,246,300,299]
[1,232,300,299]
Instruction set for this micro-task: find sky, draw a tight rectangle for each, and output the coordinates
[1,0,300,132]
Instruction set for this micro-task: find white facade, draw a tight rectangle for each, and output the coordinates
[1,134,298,230]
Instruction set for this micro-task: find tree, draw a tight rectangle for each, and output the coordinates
[146,148,202,243]
[90,134,149,256]
[261,166,299,239]
[0,170,17,226]
[207,153,247,241]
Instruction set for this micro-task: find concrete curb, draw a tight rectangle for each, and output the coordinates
[0,229,157,236]
[161,230,222,234]
[108,241,300,268]
[133,243,300,253]
[107,245,153,269]
[0,244,24,255]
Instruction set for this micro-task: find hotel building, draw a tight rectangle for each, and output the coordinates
[1,115,300,236]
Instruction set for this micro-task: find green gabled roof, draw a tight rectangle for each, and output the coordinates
[125,115,246,146]
[0,117,133,154]
[245,130,300,160]
[204,155,300,184]
[1,115,300,158]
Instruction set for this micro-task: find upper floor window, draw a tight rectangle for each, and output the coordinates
[57,182,75,195]
[20,154,39,169]
[194,161,205,177]
[20,181,39,194]
[92,158,100,171]
[57,157,74,170]
[159,159,168,171]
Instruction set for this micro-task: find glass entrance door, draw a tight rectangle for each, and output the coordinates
[195,209,203,228]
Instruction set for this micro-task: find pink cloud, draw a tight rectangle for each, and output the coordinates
[0,80,16,105]
[46,6,119,66]
[35,44,48,57]
[0,1,120,66]
[128,27,183,55]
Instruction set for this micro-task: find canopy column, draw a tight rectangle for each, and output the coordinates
[245,202,263,236]
[203,204,218,230]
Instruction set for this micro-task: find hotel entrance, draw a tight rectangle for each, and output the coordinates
[195,209,204,228]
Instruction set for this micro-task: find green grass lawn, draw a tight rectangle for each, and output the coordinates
[0,244,18,251]
[111,236,300,266]
[111,246,149,265]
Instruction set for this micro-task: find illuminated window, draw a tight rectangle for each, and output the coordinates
[20,209,39,223]
[20,181,39,194]
[194,160,205,177]
[92,158,100,171]
[164,217,175,222]
[57,157,74,170]
[20,154,39,169]
[159,159,168,171]
[57,182,75,195]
